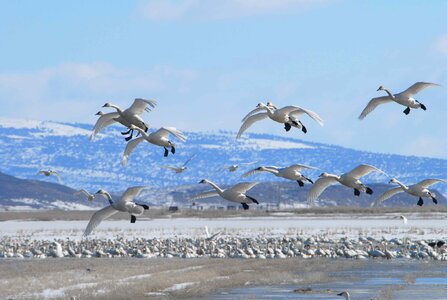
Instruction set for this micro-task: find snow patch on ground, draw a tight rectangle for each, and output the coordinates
[240,138,314,150]
[0,118,90,137]
[163,282,197,292]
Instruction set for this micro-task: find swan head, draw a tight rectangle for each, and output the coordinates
[95,189,108,195]
[95,111,104,116]
[337,291,350,298]
[256,166,266,171]
[377,85,385,91]
[256,102,267,108]
[199,179,209,184]
[102,103,112,108]
[389,178,398,184]
[319,172,330,178]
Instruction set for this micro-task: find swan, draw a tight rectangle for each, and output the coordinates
[374,178,447,206]
[74,189,95,201]
[37,169,62,184]
[242,164,316,187]
[122,125,186,166]
[160,154,196,174]
[90,98,157,141]
[237,102,324,138]
[307,164,385,205]
[191,179,260,210]
[399,215,408,224]
[337,291,350,300]
[83,187,149,236]
[224,161,258,172]
[359,82,440,119]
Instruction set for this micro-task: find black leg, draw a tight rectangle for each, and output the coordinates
[304,176,314,184]
[241,203,249,210]
[121,129,131,135]
[124,129,134,141]
[284,123,291,132]
[301,125,307,134]
[403,107,411,115]
[245,195,259,204]
[171,146,175,154]
[164,147,169,157]
[297,180,304,187]
[420,103,426,110]
[432,197,438,204]
[136,203,149,210]
[417,197,424,206]
[130,215,136,223]
[354,189,360,196]
[366,187,373,195]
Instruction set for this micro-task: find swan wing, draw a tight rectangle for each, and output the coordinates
[83,206,118,236]
[307,177,339,205]
[183,154,196,167]
[120,186,147,203]
[358,96,393,120]
[160,166,179,171]
[75,189,91,197]
[375,187,404,205]
[400,82,440,98]
[122,137,145,166]
[413,178,447,189]
[90,112,119,140]
[191,191,219,200]
[50,171,63,184]
[286,164,318,171]
[242,166,280,177]
[240,161,258,166]
[127,98,158,115]
[345,164,385,179]
[286,106,324,126]
[241,107,265,122]
[237,113,269,139]
[229,182,259,193]
[153,127,187,142]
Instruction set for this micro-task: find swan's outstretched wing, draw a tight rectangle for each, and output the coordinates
[374,187,404,206]
[358,96,393,120]
[90,112,119,140]
[286,164,318,171]
[307,177,339,205]
[160,166,180,171]
[128,98,158,115]
[191,191,219,200]
[413,178,447,189]
[153,127,187,142]
[283,106,324,126]
[345,164,385,179]
[400,82,440,98]
[122,137,146,166]
[75,189,91,198]
[241,107,266,122]
[120,186,147,203]
[183,154,196,167]
[83,206,118,236]
[240,161,258,166]
[229,182,258,193]
[50,171,63,184]
[237,113,269,139]
[241,167,279,177]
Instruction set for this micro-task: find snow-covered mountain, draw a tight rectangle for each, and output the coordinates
[0,117,446,208]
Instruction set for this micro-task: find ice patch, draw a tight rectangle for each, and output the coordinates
[163,281,196,292]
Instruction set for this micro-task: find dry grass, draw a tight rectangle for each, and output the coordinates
[0,258,366,299]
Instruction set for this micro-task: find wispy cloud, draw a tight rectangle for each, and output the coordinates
[433,35,447,55]
[137,0,330,21]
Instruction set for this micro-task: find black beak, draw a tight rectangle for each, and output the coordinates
[102,103,108,107]
[337,293,343,296]
[199,180,206,184]
[95,112,102,116]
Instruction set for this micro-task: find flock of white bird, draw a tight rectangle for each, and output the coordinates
[34,82,446,236]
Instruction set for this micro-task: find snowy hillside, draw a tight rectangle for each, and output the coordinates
[0,117,446,208]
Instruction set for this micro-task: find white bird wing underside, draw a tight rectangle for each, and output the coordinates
[229,182,258,193]
[241,107,265,122]
[191,191,219,200]
[358,96,393,120]
[377,187,404,203]
[281,106,324,126]
[413,178,447,189]
[307,177,339,205]
[83,205,118,236]
[154,127,187,142]
[128,98,158,115]
[122,137,146,166]
[237,113,269,139]
[90,112,120,140]
[120,186,146,203]
[400,82,440,98]
[345,164,385,179]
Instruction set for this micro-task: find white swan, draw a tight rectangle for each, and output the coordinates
[90,98,157,141]
[225,161,258,172]
[307,164,385,205]
[160,154,196,174]
[242,164,316,187]
[122,125,186,166]
[192,179,259,210]
[374,178,447,207]
[237,102,324,138]
[83,187,149,236]
[359,82,440,119]
[337,291,350,300]
[74,189,95,201]
[37,169,62,184]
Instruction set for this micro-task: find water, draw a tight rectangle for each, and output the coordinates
[213,261,447,299]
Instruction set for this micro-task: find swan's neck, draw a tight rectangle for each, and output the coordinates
[262,167,278,174]
[325,173,341,181]
[393,180,408,190]
[263,106,275,116]
[108,104,123,114]
[101,191,114,205]
[383,88,394,98]
[204,180,224,194]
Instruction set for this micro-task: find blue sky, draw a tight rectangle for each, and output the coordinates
[1,0,447,158]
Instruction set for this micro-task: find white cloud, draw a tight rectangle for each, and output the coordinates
[137,0,330,21]
[433,35,447,55]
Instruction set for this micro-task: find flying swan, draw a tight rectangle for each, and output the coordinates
[37,169,63,184]
[224,161,258,172]
[373,178,447,207]
[307,164,385,205]
[90,98,157,141]
[122,125,186,166]
[160,154,196,174]
[237,102,324,138]
[83,187,149,236]
[74,189,96,201]
[359,82,440,119]
[191,179,260,210]
[242,164,316,187]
